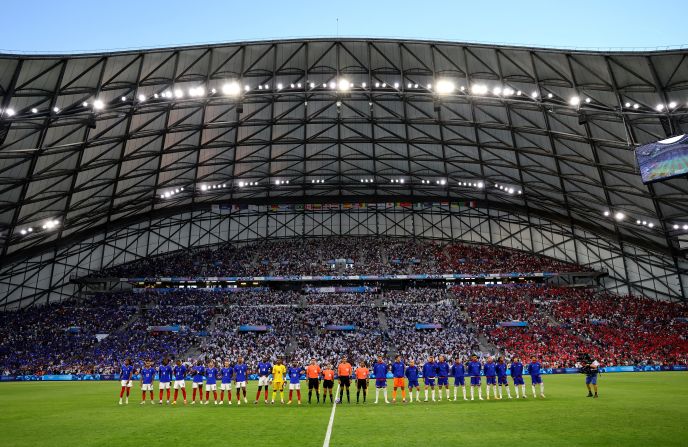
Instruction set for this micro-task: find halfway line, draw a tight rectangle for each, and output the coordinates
[323,384,341,447]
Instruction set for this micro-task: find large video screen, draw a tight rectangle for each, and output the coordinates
[636,134,688,184]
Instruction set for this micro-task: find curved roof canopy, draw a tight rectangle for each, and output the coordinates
[1,38,687,264]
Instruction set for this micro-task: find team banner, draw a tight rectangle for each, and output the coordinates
[415,323,443,330]
[304,286,377,293]
[324,325,356,331]
[238,325,270,332]
[147,325,181,332]
[499,321,528,327]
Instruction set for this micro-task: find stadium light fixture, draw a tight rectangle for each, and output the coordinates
[669,101,677,108]
[624,102,631,107]
[516,90,522,96]
[375,82,380,88]
[174,89,183,98]
[434,80,455,95]
[6,108,15,116]
[329,81,336,89]
[93,99,104,110]
[31,108,38,113]
[121,96,127,102]
[53,107,59,113]
[361,82,367,88]
[603,211,610,217]
[531,91,539,98]
[138,94,146,102]
[277,83,283,90]
[154,93,159,99]
[82,101,88,107]
[222,82,241,96]
[615,212,625,221]
[570,96,580,106]
[20,229,26,235]
[632,103,639,109]
[290,83,295,88]
[673,224,679,230]
[427,84,432,89]
[297,83,302,88]
[492,86,502,96]
[656,104,664,111]
[585,97,591,103]
[471,84,487,95]
[381,83,387,88]
[683,225,688,230]
[648,223,654,228]
[393,82,400,89]
[338,79,350,91]
[310,82,315,88]
[547,93,553,99]
[503,87,514,96]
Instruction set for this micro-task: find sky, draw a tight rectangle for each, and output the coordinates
[0,0,686,53]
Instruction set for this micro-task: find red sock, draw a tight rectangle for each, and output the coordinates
[297,390,301,401]
[120,387,126,398]
[289,390,293,400]
[256,388,261,400]
[220,391,224,401]
[142,391,146,401]
[213,391,218,401]
[264,389,268,400]
[159,390,163,401]
[174,390,179,401]
[228,391,232,401]
[166,389,170,400]
[126,389,130,397]
[150,391,154,400]
[205,391,209,401]
[181,389,187,399]
[192,389,197,400]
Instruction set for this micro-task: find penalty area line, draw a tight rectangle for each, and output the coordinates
[323,384,341,447]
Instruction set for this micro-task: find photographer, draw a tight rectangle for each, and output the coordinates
[579,355,600,398]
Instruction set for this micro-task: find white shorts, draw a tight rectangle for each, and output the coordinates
[159,382,171,390]
[205,384,217,391]
[174,380,185,389]
[120,380,132,387]
[235,381,246,388]
[220,383,232,391]
[192,382,203,389]
[289,383,301,390]
[141,384,153,391]
[258,376,270,386]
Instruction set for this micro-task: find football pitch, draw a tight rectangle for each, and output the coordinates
[1,373,687,447]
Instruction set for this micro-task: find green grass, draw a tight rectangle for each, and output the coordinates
[1,373,687,447]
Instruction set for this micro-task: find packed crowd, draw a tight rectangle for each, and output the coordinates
[459,284,688,367]
[86,237,585,278]
[2,281,686,376]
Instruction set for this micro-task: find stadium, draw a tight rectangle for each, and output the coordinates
[0,35,687,447]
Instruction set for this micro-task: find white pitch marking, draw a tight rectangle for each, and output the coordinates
[323,384,341,447]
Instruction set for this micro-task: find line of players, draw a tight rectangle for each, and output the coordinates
[117,354,546,405]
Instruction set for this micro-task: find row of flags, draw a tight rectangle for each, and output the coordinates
[212,201,478,214]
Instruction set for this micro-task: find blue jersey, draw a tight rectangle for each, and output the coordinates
[422,362,437,378]
[159,365,172,382]
[257,362,272,377]
[173,365,186,380]
[141,367,155,384]
[392,361,405,378]
[437,361,450,377]
[287,367,301,384]
[511,362,524,377]
[405,366,419,381]
[120,364,134,381]
[451,363,465,378]
[373,362,387,379]
[234,364,248,382]
[484,362,497,377]
[528,362,542,376]
[467,361,481,376]
[205,367,218,385]
[220,367,234,384]
[192,366,205,383]
[496,363,507,377]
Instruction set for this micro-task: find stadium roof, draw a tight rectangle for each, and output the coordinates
[1,38,687,265]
